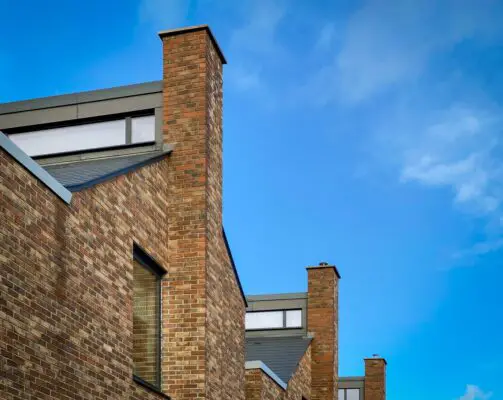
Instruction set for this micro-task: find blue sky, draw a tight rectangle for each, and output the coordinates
[1,0,502,399]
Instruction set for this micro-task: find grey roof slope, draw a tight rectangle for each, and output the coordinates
[43,150,170,192]
[245,336,312,383]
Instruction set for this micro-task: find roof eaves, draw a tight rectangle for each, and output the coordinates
[223,228,248,307]
[0,80,163,115]
[245,361,287,391]
[66,148,172,192]
[0,131,72,204]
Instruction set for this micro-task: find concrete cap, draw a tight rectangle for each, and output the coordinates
[306,263,341,279]
[158,24,227,64]
[364,356,387,365]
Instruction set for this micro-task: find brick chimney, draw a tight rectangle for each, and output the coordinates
[159,26,245,400]
[364,356,387,400]
[306,262,341,400]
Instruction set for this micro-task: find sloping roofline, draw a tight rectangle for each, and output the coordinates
[0,131,72,204]
[245,361,287,390]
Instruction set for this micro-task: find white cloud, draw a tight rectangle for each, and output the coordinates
[457,385,492,400]
[227,0,286,95]
[302,0,503,105]
[230,0,285,56]
[453,238,503,259]
[395,106,503,215]
[369,100,503,262]
[227,65,262,92]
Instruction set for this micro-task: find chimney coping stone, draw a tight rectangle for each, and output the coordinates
[158,24,227,64]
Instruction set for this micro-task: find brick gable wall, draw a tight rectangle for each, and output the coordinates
[244,345,311,400]
[245,369,284,400]
[1,149,171,399]
[2,25,245,400]
[285,344,311,400]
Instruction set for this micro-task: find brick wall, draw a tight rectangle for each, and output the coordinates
[285,344,311,400]
[2,24,245,400]
[364,358,386,400]
[245,370,262,400]
[307,265,340,400]
[1,149,171,399]
[245,369,284,400]
[160,26,245,400]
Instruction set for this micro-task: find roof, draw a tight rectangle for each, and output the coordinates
[0,81,162,116]
[245,336,312,383]
[245,361,287,390]
[0,131,72,204]
[43,149,171,192]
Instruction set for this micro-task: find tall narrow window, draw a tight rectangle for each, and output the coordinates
[133,244,165,389]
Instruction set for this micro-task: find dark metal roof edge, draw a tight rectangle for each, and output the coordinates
[222,228,248,307]
[246,292,308,302]
[66,150,171,192]
[158,25,227,64]
[0,81,163,115]
[244,361,287,390]
[339,376,365,381]
[0,131,72,204]
[287,339,312,383]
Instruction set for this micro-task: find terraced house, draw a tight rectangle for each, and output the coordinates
[0,25,386,400]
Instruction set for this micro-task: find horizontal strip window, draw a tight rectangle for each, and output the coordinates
[4,114,155,157]
[245,309,302,330]
[339,388,361,400]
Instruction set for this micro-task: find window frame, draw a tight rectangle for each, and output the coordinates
[245,309,303,331]
[132,243,166,391]
[338,388,362,400]
[5,110,157,159]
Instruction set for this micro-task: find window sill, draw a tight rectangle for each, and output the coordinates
[133,375,171,399]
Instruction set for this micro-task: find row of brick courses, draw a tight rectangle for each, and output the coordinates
[307,265,339,400]
[160,26,245,400]
[1,149,171,399]
[285,344,311,400]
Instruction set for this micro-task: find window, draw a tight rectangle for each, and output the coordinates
[132,115,156,144]
[339,388,360,400]
[7,114,155,157]
[285,309,302,328]
[246,311,283,329]
[245,309,303,330]
[133,244,165,389]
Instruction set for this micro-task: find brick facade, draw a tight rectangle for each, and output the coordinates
[1,150,171,399]
[307,265,340,400]
[244,345,311,400]
[364,358,386,400]
[1,24,385,400]
[160,26,245,400]
[1,25,244,400]
[285,344,311,400]
[245,369,285,400]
